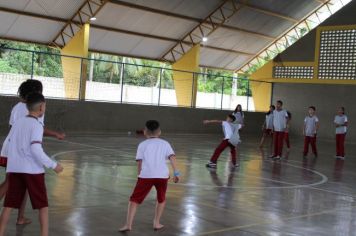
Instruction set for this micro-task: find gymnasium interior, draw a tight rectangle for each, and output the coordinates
[0,0,356,235]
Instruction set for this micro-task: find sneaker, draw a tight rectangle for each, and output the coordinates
[273,156,281,161]
[206,162,217,168]
[335,156,341,159]
[233,163,240,168]
[339,156,345,160]
[269,155,277,159]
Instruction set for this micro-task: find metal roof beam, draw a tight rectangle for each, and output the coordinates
[160,0,245,62]
[50,0,109,48]
[0,7,252,56]
[90,25,253,56]
[109,0,274,40]
[241,3,298,23]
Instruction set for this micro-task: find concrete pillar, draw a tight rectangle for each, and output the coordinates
[172,45,200,107]
[250,61,273,111]
[61,23,90,100]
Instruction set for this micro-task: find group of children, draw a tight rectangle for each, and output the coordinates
[0,80,181,234]
[258,101,348,160]
[204,100,348,170]
[0,80,350,234]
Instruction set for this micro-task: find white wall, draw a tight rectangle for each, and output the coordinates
[0,73,254,110]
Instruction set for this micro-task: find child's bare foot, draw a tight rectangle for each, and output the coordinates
[119,225,131,232]
[16,217,32,225]
[153,223,164,231]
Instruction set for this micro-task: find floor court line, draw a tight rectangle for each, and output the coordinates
[51,148,328,191]
[50,138,356,197]
[196,204,356,236]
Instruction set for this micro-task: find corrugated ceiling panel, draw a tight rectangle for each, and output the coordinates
[0,0,86,19]
[95,3,197,39]
[206,28,272,54]
[224,55,253,71]
[225,7,294,37]
[89,28,173,59]
[115,0,221,19]
[245,0,321,20]
[2,15,64,43]
[0,12,19,36]
[200,47,251,69]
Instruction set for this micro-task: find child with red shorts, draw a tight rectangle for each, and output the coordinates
[303,106,319,158]
[0,93,63,236]
[205,114,240,168]
[270,100,289,160]
[259,105,275,148]
[119,120,180,232]
[334,107,348,160]
[0,79,65,225]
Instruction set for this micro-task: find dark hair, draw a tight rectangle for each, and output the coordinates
[277,100,283,106]
[26,93,45,111]
[228,114,236,122]
[145,120,160,132]
[287,111,292,120]
[309,106,316,111]
[266,105,275,115]
[234,104,243,114]
[340,106,345,114]
[18,80,43,100]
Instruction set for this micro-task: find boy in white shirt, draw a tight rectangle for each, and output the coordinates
[334,107,348,160]
[119,120,180,232]
[0,79,65,225]
[205,114,240,168]
[0,93,63,236]
[271,100,289,160]
[303,106,319,157]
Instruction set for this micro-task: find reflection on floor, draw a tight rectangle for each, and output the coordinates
[1,133,356,236]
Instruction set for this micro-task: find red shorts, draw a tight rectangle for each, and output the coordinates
[263,129,273,135]
[4,173,48,209]
[0,156,7,167]
[130,178,168,204]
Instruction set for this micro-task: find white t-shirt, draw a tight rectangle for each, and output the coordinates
[265,113,274,130]
[1,102,45,157]
[304,115,319,137]
[6,116,57,174]
[10,102,45,126]
[273,109,289,132]
[228,123,241,146]
[233,112,244,125]
[136,138,175,179]
[334,115,348,134]
[222,121,234,140]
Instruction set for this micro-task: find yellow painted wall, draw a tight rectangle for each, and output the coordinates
[61,24,90,99]
[172,45,200,107]
[250,61,273,111]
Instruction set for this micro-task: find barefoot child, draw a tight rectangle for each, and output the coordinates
[303,106,319,158]
[0,79,65,225]
[334,107,348,160]
[205,114,240,168]
[120,120,180,232]
[259,105,275,148]
[0,93,63,236]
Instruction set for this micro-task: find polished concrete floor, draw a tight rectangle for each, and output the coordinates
[1,133,356,236]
